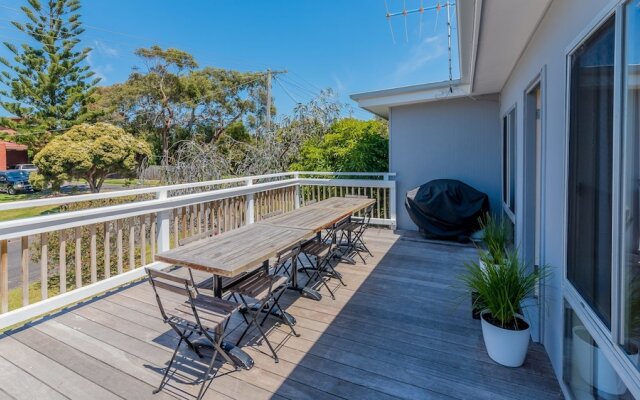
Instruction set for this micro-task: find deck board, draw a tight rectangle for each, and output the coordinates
[0,229,564,399]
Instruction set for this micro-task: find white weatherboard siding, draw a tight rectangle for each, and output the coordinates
[389,95,501,231]
[498,0,613,385]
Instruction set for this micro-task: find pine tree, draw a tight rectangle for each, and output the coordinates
[0,0,99,151]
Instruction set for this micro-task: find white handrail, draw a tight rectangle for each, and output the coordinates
[0,172,296,212]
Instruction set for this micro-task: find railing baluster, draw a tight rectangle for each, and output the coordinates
[129,220,135,271]
[90,225,97,284]
[104,222,110,279]
[40,233,48,300]
[181,207,187,240]
[59,230,66,294]
[197,203,203,234]
[75,227,82,288]
[116,220,123,275]
[1,239,7,313]
[150,214,156,260]
[140,215,146,267]
[21,236,29,306]
[173,209,179,248]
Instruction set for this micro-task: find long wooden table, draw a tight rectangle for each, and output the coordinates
[154,196,375,369]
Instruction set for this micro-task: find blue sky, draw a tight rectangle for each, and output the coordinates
[0,0,459,120]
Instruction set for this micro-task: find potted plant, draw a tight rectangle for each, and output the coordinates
[470,213,510,319]
[462,249,544,367]
[478,212,510,269]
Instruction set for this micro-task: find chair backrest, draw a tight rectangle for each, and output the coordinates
[344,195,369,199]
[146,268,196,321]
[262,209,284,220]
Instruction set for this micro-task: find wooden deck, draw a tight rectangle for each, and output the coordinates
[0,229,563,400]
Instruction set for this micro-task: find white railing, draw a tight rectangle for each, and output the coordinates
[0,171,395,330]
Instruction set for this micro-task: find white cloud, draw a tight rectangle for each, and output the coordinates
[393,35,446,81]
[93,40,119,57]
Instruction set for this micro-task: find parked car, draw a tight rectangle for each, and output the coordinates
[9,163,38,172]
[0,170,34,194]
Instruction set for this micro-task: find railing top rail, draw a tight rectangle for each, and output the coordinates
[0,172,296,212]
[296,171,396,177]
[0,178,301,240]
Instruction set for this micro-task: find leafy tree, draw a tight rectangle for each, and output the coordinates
[290,118,389,172]
[94,46,268,165]
[32,122,151,192]
[0,0,99,151]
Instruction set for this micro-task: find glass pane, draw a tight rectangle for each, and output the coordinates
[503,116,508,207]
[620,0,640,370]
[564,304,633,399]
[509,109,516,213]
[567,16,615,327]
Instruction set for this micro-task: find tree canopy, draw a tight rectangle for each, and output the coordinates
[94,46,269,165]
[0,0,99,151]
[32,122,151,192]
[290,118,388,173]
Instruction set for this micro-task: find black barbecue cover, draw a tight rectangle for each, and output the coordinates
[405,179,489,240]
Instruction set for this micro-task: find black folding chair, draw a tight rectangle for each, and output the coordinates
[338,203,374,264]
[227,247,301,362]
[146,268,240,400]
[298,223,346,300]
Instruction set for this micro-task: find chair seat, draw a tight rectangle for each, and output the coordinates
[167,293,240,331]
[230,273,289,301]
[340,222,362,232]
[301,241,331,256]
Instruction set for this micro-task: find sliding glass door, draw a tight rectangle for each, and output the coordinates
[620,0,640,371]
[564,1,640,397]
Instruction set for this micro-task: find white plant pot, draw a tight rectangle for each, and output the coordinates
[480,310,530,367]
[571,326,636,396]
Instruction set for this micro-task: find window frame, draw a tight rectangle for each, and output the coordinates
[562,1,640,397]
[502,105,517,222]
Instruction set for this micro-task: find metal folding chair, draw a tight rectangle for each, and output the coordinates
[227,248,301,362]
[298,223,346,300]
[338,203,374,263]
[145,268,240,400]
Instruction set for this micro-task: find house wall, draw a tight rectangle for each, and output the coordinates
[498,0,613,385]
[389,95,501,231]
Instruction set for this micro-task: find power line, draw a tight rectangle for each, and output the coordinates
[0,4,284,72]
[273,76,300,105]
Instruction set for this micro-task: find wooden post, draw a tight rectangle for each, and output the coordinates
[140,216,146,266]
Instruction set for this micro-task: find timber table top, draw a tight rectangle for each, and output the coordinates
[155,224,313,277]
[307,197,376,212]
[156,197,375,277]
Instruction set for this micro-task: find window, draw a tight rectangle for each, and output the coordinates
[567,16,615,327]
[564,2,640,395]
[563,304,631,399]
[502,107,516,219]
[619,0,640,372]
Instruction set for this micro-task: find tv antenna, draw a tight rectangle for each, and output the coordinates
[385,1,456,92]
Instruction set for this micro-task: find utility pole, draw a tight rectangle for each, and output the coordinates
[264,68,287,134]
[266,69,272,132]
